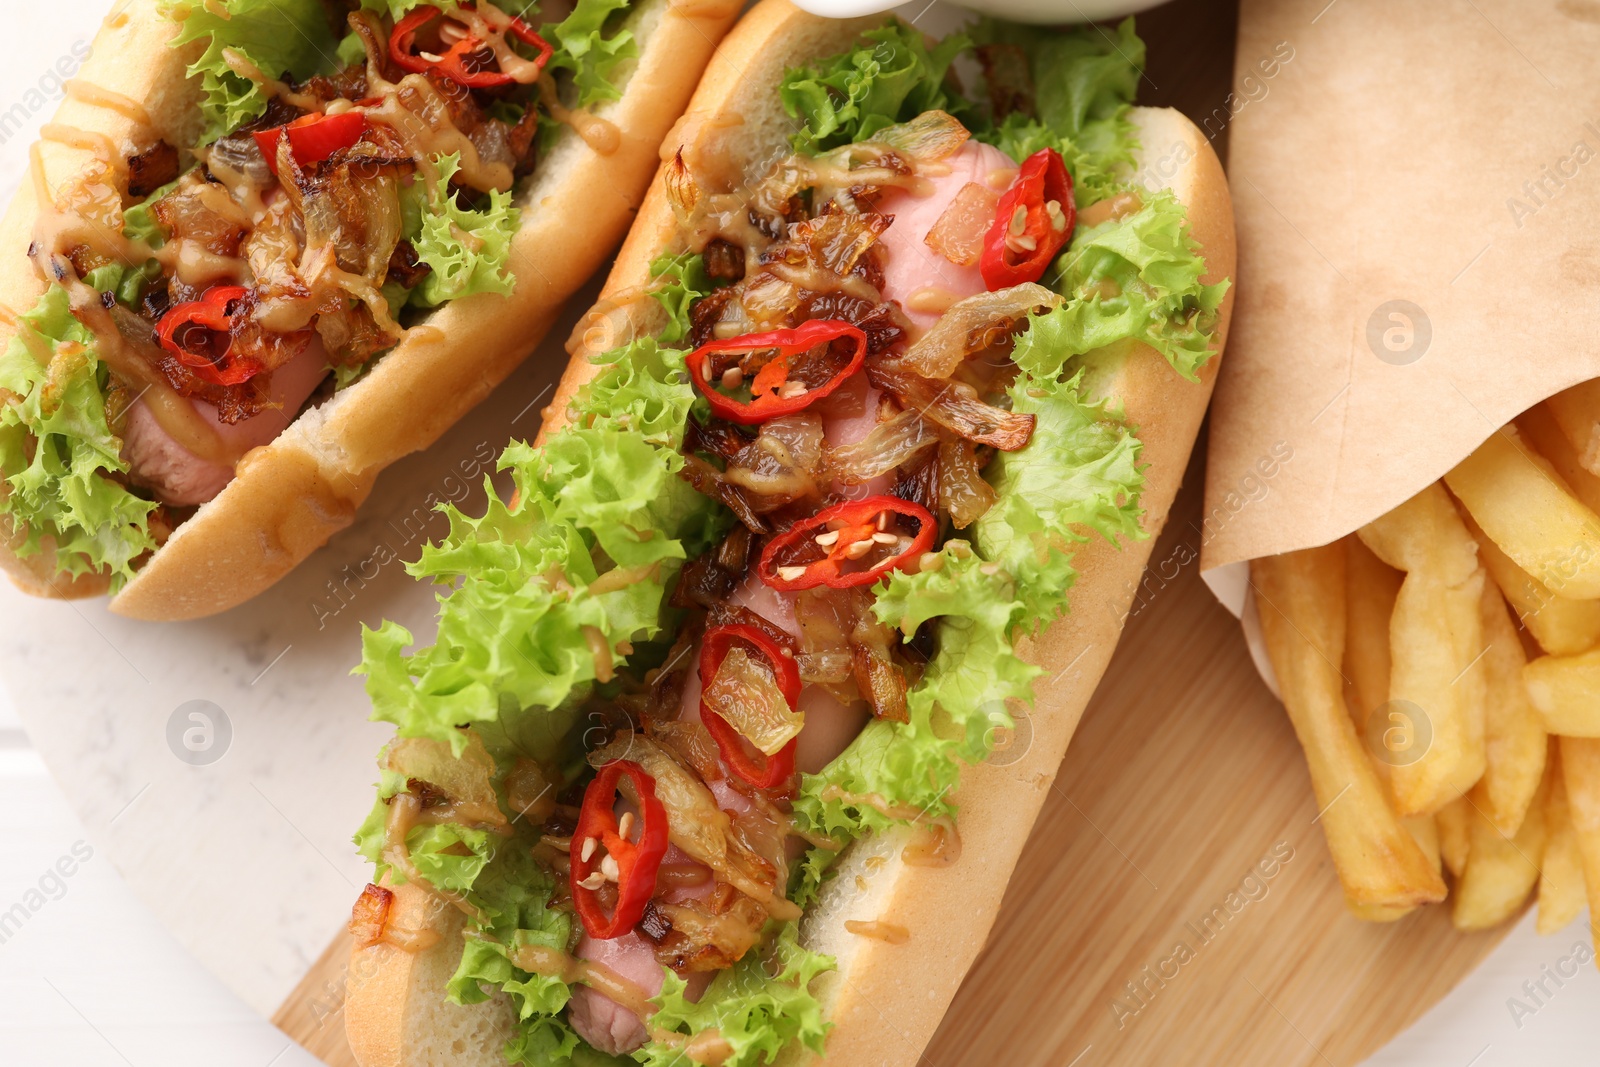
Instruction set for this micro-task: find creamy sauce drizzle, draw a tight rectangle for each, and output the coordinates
[64,80,152,127]
[843,919,910,944]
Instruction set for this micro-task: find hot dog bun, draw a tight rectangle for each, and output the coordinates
[344,2,1235,1063]
[0,0,742,619]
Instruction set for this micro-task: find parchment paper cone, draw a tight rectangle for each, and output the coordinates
[1199,0,1600,685]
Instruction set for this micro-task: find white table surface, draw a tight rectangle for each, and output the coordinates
[0,3,1594,1066]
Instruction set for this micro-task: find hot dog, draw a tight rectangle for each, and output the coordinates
[342,3,1235,1064]
[0,0,741,619]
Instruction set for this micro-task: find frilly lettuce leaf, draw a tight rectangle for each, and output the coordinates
[1035,191,1229,381]
[638,924,833,1067]
[974,368,1145,622]
[0,286,156,591]
[159,0,337,144]
[409,153,521,307]
[545,0,639,108]
[357,258,719,753]
[971,17,1144,204]
[780,21,973,154]
[358,339,716,751]
[793,542,1035,847]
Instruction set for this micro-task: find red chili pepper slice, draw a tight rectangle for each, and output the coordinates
[698,624,803,789]
[979,148,1074,290]
[686,320,867,426]
[757,496,937,592]
[389,4,553,90]
[155,285,263,387]
[252,111,367,179]
[569,760,670,940]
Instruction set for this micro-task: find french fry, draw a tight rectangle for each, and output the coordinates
[1444,425,1600,599]
[1465,512,1600,656]
[1524,650,1600,736]
[1452,774,1548,931]
[1345,535,1402,730]
[1478,581,1548,835]
[1252,544,1447,914]
[1538,379,1600,477]
[1518,403,1600,514]
[1437,795,1471,878]
[1358,484,1488,815]
[1538,743,1587,935]
[1404,813,1443,879]
[1342,538,1445,881]
[1557,736,1600,969]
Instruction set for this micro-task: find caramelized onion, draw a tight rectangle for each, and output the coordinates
[384,731,509,831]
[869,366,1035,452]
[703,647,804,756]
[874,109,972,164]
[588,736,801,921]
[893,283,1060,379]
[938,438,997,528]
[925,182,1001,267]
[825,406,937,485]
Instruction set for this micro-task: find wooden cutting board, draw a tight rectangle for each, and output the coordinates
[271,1,1513,1061]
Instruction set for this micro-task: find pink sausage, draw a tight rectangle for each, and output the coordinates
[121,340,330,507]
[875,139,1019,331]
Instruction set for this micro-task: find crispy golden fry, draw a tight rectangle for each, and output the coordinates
[1466,513,1600,656]
[1444,426,1600,599]
[1538,380,1600,477]
[1404,813,1442,879]
[1558,736,1600,969]
[1518,403,1600,514]
[1524,650,1600,736]
[1345,535,1403,730]
[1538,744,1587,935]
[1358,484,1488,815]
[1437,795,1471,878]
[1452,774,1548,931]
[1478,581,1548,835]
[1253,544,1447,914]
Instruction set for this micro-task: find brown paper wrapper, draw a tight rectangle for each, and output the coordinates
[1201,0,1600,613]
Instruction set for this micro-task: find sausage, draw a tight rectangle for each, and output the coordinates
[875,139,1019,330]
[120,340,330,506]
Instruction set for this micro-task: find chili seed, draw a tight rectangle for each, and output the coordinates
[1047,199,1067,232]
[601,855,621,882]
[1009,205,1028,237]
[720,366,743,390]
[876,512,890,531]
[815,530,840,547]
[419,50,445,63]
[871,532,898,545]
[580,837,597,863]
[778,565,807,581]
[577,871,607,891]
[617,812,634,840]
[844,540,874,560]
[778,380,807,399]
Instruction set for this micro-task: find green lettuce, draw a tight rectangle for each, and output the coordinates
[546,0,639,108]
[975,367,1145,621]
[780,22,972,154]
[793,541,1036,849]
[0,286,156,591]
[637,925,833,1067]
[408,154,521,307]
[159,0,337,144]
[972,18,1144,204]
[357,258,720,753]
[1039,191,1230,381]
